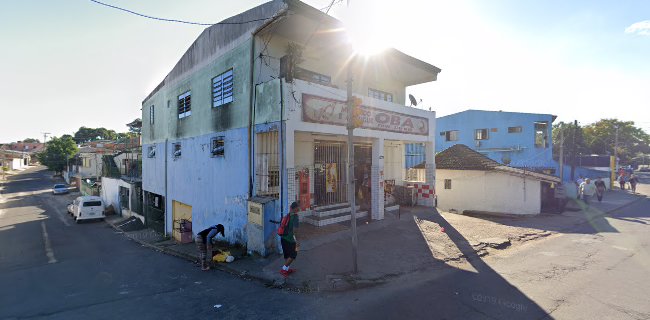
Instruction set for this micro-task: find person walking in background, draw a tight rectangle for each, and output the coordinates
[594,178,607,202]
[195,224,225,271]
[575,176,584,199]
[580,178,597,207]
[619,173,626,190]
[629,174,639,193]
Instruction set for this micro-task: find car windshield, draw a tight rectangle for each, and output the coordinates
[54,184,66,188]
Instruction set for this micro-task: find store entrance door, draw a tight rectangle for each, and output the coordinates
[314,142,347,206]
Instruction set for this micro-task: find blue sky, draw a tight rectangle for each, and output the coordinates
[0,0,648,143]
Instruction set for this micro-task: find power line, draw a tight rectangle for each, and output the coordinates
[89,0,272,26]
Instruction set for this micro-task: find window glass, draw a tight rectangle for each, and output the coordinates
[83,201,102,207]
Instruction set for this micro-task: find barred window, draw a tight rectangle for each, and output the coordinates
[212,69,234,107]
[177,91,191,119]
[149,105,155,124]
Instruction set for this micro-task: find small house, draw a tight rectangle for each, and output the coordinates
[436,144,559,215]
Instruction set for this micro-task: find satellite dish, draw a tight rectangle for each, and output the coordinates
[408,94,418,107]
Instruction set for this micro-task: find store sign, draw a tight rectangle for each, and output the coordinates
[302,94,429,136]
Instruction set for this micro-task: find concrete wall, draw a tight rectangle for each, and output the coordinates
[77,153,102,178]
[101,177,141,221]
[257,34,411,106]
[142,39,254,145]
[436,110,555,169]
[436,169,542,215]
[162,128,250,244]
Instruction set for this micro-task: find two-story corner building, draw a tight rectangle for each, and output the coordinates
[435,110,556,173]
[141,0,441,247]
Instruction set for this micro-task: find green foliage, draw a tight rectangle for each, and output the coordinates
[126,118,142,134]
[22,138,40,143]
[552,121,588,162]
[73,126,118,143]
[582,119,650,163]
[37,136,78,173]
[1,166,8,172]
[553,119,650,164]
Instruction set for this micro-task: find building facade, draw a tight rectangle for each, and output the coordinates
[435,110,556,172]
[141,0,441,247]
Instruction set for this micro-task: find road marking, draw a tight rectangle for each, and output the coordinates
[41,221,57,264]
[611,245,632,251]
[51,200,71,227]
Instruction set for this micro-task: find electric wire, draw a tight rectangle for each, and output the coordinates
[89,0,272,26]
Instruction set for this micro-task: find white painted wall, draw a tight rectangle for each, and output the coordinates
[436,169,542,215]
[163,129,250,244]
[101,177,141,221]
[283,79,437,144]
[384,141,405,183]
[77,153,102,178]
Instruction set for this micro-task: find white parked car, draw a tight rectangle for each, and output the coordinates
[67,196,105,223]
[52,184,69,195]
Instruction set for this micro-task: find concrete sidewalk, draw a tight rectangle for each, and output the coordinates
[106,188,646,292]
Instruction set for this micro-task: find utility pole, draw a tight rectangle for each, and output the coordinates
[346,58,358,274]
[559,123,564,181]
[42,132,51,144]
[570,120,577,181]
[614,125,619,169]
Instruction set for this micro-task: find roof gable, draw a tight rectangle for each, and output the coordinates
[435,144,500,170]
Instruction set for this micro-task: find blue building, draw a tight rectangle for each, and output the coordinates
[435,110,556,173]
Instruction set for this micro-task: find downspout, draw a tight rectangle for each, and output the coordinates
[248,8,289,197]
[279,78,286,217]
[248,36,256,197]
[164,138,168,237]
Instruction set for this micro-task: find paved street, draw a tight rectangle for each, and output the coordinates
[1,167,649,319]
[0,167,322,320]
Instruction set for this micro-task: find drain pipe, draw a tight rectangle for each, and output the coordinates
[248,9,289,197]
[164,138,168,237]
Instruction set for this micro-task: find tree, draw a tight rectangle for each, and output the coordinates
[73,126,118,143]
[126,118,142,134]
[22,138,40,143]
[582,119,650,164]
[37,136,78,174]
[552,121,588,161]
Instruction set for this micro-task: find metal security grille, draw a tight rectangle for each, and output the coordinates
[314,142,347,206]
[255,131,279,198]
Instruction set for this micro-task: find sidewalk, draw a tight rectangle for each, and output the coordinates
[106,188,646,292]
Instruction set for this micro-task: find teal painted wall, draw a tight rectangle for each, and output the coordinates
[142,39,254,144]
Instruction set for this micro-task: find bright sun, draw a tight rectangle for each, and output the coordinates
[341,3,393,55]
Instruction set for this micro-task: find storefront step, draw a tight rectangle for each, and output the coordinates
[313,205,361,218]
[303,211,368,227]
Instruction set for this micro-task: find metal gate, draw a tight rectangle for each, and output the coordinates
[314,142,347,206]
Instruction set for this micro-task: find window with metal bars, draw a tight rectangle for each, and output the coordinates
[212,69,234,107]
[149,105,155,124]
[177,91,191,119]
[255,131,279,198]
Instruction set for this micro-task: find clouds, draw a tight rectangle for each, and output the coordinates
[625,20,650,36]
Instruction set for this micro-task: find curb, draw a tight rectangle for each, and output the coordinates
[104,218,302,291]
[567,194,647,230]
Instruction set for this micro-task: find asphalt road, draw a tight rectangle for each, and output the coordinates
[1,167,649,320]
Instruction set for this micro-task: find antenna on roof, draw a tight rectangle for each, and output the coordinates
[408,94,418,107]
